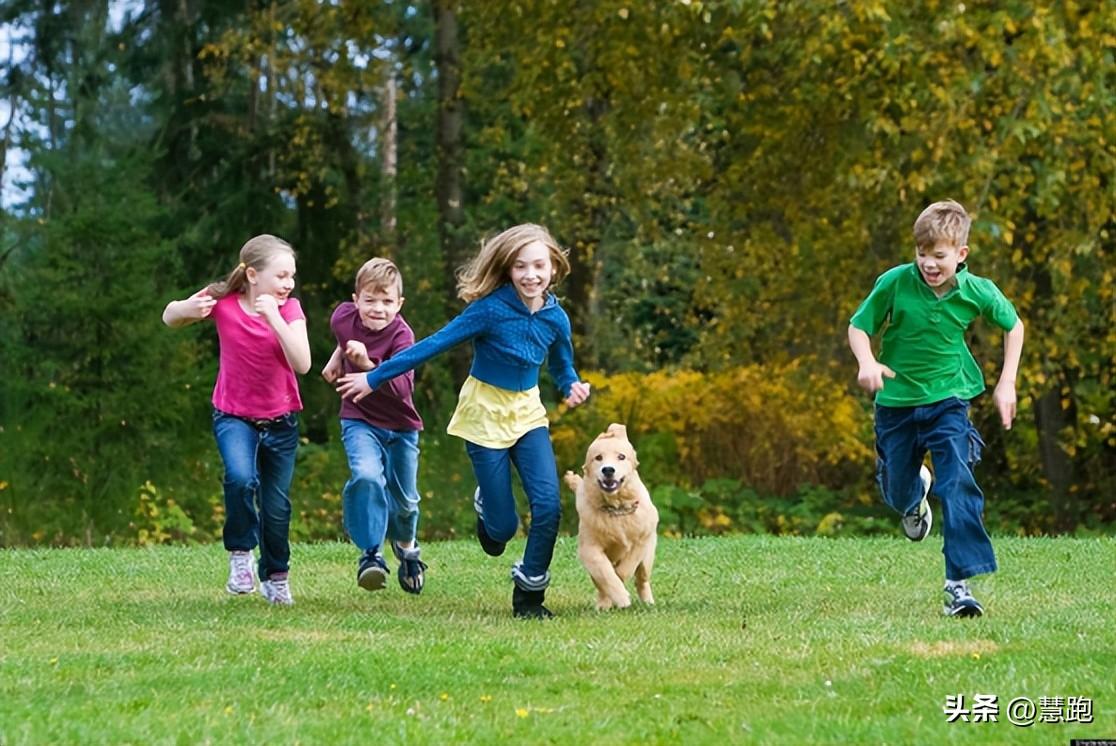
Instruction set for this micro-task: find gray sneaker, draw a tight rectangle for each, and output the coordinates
[261,573,294,606]
[226,551,256,595]
[943,582,984,617]
[901,465,933,542]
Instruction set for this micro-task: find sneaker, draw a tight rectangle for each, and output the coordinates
[901,465,934,542]
[260,573,294,606]
[357,549,389,592]
[226,550,256,595]
[943,582,984,618]
[512,585,554,619]
[391,541,428,595]
[474,487,506,557]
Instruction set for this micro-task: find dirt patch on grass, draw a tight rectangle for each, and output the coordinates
[910,639,1000,658]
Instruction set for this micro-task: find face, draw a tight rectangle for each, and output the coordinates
[585,429,639,496]
[509,240,554,309]
[915,239,968,291]
[353,284,403,332]
[248,252,297,304]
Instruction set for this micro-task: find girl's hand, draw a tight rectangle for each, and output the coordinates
[321,356,343,383]
[184,287,216,320]
[565,381,591,408]
[254,293,280,321]
[337,371,373,403]
[344,340,376,371]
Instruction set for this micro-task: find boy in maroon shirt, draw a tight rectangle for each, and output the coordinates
[322,258,427,594]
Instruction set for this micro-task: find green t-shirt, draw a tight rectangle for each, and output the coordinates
[849,263,1018,407]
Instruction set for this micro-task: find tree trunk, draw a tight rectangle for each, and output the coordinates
[380,68,398,253]
[433,0,469,383]
[1033,384,1077,532]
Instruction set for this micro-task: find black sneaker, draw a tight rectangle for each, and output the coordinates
[512,586,554,619]
[357,549,389,592]
[901,465,934,542]
[474,487,506,557]
[943,582,984,617]
[391,541,428,595]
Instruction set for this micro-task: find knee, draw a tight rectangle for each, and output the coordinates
[223,469,256,494]
[350,468,387,495]
[485,511,520,542]
[529,492,561,531]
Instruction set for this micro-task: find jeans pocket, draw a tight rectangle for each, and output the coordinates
[967,425,985,467]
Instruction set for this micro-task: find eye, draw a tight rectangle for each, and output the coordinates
[617,453,626,460]
[594,454,602,461]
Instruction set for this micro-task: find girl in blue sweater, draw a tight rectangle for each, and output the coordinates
[337,224,591,618]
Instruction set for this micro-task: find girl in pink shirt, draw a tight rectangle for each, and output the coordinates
[162,235,310,606]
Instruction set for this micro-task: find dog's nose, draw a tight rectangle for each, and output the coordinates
[601,465,615,478]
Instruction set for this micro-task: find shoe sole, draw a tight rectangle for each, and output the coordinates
[903,500,933,542]
[358,567,388,591]
[944,604,984,618]
[226,585,256,595]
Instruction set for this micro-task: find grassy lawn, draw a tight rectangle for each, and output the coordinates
[1,535,1113,744]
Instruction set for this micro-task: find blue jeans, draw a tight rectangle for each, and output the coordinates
[465,427,561,587]
[339,419,421,553]
[212,409,299,581]
[874,397,996,581]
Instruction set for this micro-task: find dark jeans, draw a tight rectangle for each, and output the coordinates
[875,397,996,581]
[212,409,299,581]
[465,427,561,586]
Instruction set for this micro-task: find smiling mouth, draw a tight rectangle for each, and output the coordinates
[597,477,624,493]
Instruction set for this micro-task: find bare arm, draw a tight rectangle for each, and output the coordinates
[162,288,215,328]
[848,324,895,393]
[256,295,312,375]
[321,345,343,383]
[992,319,1025,429]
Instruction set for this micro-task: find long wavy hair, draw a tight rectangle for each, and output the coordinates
[206,234,296,300]
[455,223,570,303]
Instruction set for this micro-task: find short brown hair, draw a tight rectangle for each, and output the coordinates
[913,199,971,249]
[354,257,403,296]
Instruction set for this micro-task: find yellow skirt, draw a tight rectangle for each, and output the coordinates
[447,376,549,449]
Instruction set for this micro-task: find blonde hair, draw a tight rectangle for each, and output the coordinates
[913,199,971,249]
[456,223,570,303]
[354,257,403,296]
[207,234,296,299]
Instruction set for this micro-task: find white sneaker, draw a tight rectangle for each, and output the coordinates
[901,466,934,542]
[261,574,294,606]
[226,551,256,595]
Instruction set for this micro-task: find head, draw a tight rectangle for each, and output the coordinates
[456,223,571,305]
[352,257,405,332]
[583,423,640,497]
[208,234,297,302]
[912,200,970,291]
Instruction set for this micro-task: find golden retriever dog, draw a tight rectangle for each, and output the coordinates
[563,423,658,610]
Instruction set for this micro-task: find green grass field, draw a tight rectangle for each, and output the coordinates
[1,535,1113,744]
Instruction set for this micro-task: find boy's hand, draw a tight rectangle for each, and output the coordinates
[857,361,896,393]
[992,381,1017,429]
[344,340,375,371]
[565,381,591,408]
[336,371,373,403]
[183,287,216,320]
[321,356,342,383]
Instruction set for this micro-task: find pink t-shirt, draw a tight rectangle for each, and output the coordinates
[210,293,305,418]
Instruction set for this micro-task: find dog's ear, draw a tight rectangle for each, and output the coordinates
[606,423,627,439]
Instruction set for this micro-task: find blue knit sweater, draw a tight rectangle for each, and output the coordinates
[365,284,580,397]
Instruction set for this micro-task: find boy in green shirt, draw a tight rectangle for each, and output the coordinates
[848,199,1025,617]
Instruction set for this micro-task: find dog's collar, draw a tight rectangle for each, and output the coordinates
[600,500,639,516]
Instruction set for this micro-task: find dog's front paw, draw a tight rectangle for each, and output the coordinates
[562,471,582,492]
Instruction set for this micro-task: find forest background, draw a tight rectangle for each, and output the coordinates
[1,0,1113,547]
